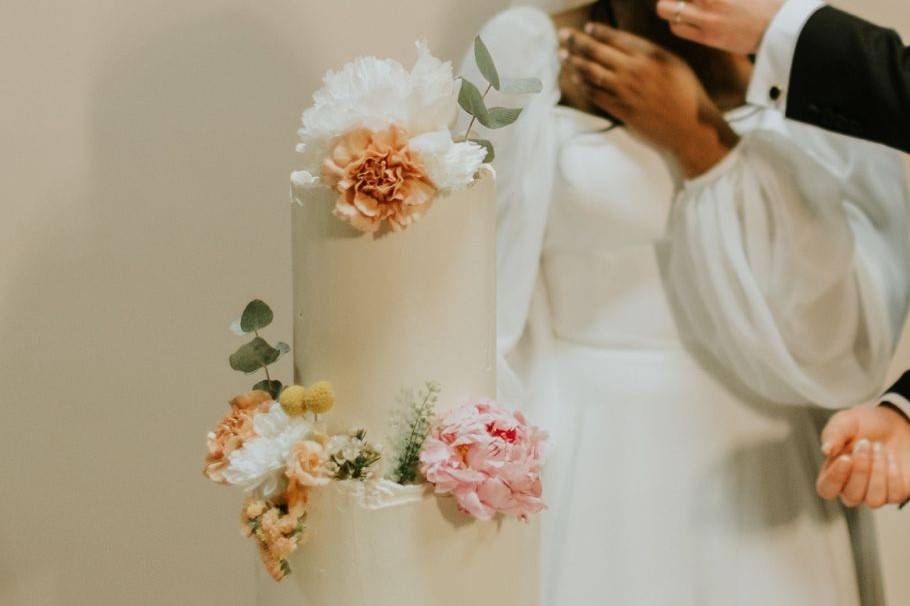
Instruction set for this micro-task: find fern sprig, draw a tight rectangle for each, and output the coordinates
[389,381,441,484]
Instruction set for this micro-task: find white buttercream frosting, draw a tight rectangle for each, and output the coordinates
[335,479,427,511]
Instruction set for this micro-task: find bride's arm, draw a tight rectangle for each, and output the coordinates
[560,23,739,178]
[668,123,910,407]
[561,21,910,407]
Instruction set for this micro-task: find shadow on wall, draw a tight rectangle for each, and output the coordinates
[0,8,303,605]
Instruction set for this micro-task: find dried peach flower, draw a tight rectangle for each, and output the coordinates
[203,390,272,483]
[230,390,273,411]
[322,126,436,233]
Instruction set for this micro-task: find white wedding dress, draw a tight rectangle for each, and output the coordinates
[464,7,910,606]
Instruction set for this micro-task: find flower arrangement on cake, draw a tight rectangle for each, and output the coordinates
[290,37,541,234]
[205,38,548,584]
[203,300,549,581]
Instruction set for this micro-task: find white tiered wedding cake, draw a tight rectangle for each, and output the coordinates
[201,38,545,606]
[256,172,539,605]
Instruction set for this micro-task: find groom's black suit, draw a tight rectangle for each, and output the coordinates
[785,6,910,153]
[883,371,910,413]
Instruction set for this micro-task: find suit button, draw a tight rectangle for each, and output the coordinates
[808,103,819,113]
[769,86,782,101]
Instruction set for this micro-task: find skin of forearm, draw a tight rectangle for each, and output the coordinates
[674,116,740,179]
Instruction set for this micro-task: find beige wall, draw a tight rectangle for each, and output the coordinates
[831,5,910,603]
[0,1,906,604]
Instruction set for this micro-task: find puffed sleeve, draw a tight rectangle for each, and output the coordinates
[667,115,910,408]
[457,7,561,398]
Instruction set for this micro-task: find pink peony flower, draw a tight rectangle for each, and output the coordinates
[419,400,549,521]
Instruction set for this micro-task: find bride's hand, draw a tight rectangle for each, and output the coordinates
[816,405,910,508]
[559,23,739,178]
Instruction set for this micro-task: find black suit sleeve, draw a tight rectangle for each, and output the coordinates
[786,6,910,152]
[882,370,910,408]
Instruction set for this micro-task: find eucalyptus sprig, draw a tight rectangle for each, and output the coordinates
[458,36,543,162]
[228,299,289,399]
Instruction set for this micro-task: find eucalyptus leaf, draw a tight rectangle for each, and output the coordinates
[240,300,273,333]
[458,78,489,121]
[229,337,280,374]
[500,77,543,95]
[474,36,500,90]
[253,379,283,400]
[275,341,291,355]
[229,319,246,335]
[470,138,495,163]
[478,106,522,129]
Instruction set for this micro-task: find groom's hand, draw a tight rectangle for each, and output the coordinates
[816,405,910,508]
[654,0,785,54]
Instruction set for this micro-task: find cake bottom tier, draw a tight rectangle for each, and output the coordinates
[257,482,539,605]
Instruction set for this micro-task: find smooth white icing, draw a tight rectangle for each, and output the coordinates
[335,478,427,511]
[257,173,539,605]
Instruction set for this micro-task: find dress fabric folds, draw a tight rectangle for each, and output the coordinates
[464,7,910,606]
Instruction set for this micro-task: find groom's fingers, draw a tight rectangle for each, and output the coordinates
[816,455,853,500]
[886,451,908,504]
[655,0,712,29]
[669,22,707,46]
[841,439,873,507]
[864,442,888,508]
[821,410,860,457]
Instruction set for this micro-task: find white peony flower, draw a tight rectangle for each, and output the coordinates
[293,41,482,196]
[222,404,315,498]
[409,130,486,192]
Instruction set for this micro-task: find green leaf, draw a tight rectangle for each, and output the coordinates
[229,337,280,374]
[477,106,522,129]
[474,36,500,90]
[274,341,291,355]
[240,300,273,333]
[500,77,543,95]
[253,379,283,399]
[458,78,489,121]
[279,559,292,577]
[470,138,495,163]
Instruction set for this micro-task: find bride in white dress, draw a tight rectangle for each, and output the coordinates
[462,2,910,605]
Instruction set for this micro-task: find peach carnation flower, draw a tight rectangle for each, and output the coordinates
[204,390,272,483]
[285,440,330,487]
[322,126,436,233]
[292,42,487,228]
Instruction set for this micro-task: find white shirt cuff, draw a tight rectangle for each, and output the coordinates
[746,0,824,112]
[880,392,910,421]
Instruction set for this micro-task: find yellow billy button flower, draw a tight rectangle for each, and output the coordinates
[279,385,307,416]
[303,381,335,415]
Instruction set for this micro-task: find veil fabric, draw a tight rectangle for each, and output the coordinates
[457,8,562,420]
